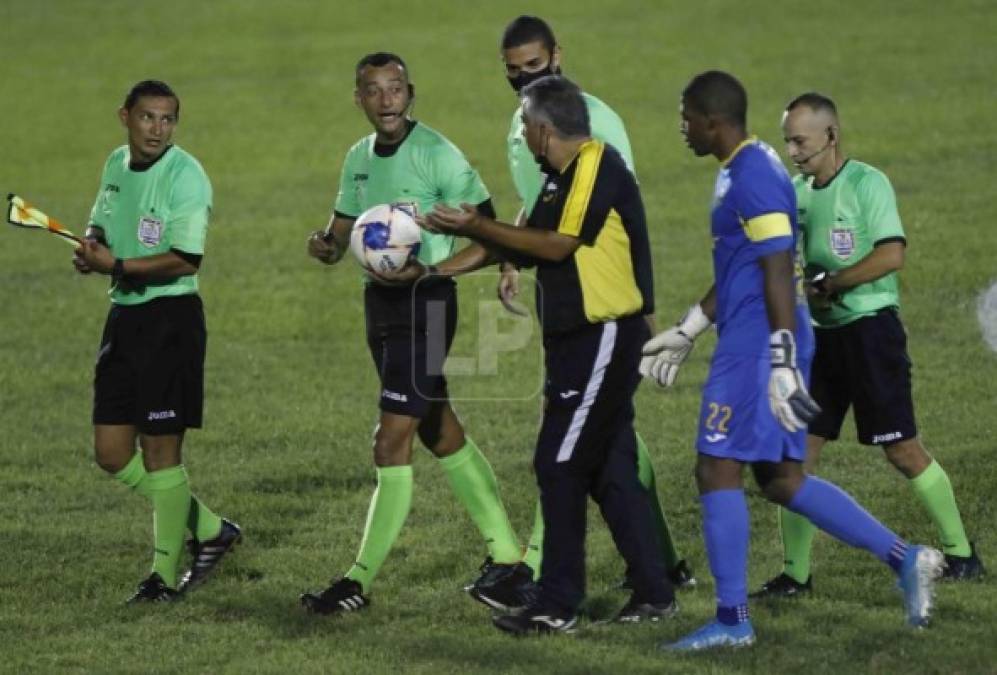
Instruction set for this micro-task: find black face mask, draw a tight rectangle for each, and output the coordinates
[535,155,558,176]
[532,127,557,175]
[507,64,558,93]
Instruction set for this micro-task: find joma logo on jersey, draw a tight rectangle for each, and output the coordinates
[104,184,120,192]
[353,173,368,181]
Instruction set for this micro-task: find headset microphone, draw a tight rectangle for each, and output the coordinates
[796,141,830,164]
[795,127,835,165]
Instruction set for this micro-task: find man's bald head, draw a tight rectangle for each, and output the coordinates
[786,92,838,120]
[782,92,844,182]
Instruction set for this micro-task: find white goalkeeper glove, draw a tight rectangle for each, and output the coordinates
[640,304,712,387]
[768,329,821,432]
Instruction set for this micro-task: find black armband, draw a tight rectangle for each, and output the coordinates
[170,248,203,268]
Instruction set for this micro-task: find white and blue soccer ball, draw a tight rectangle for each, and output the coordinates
[349,203,422,275]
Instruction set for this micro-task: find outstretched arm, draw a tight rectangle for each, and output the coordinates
[423,203,580,263]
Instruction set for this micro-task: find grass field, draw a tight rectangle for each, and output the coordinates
[2,1,996,673]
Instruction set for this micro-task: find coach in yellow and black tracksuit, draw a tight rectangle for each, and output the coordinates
[422,75,676,635]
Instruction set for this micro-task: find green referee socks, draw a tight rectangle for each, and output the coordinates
[345,465,413,593]
[910,460,971,556]
[113,452,153,498]
[114,451,223,543]
[145,465,192,589]
[522,502,543,580]
[778,506,817,583]
[635,433,682,569]
[438,439,521,564]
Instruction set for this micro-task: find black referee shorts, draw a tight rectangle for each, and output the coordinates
[364,279,457,419]
[93,294,206,435]
[809,308,918,446]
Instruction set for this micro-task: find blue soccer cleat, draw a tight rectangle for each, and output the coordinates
[660,619,756,652]
[898,545,945,627]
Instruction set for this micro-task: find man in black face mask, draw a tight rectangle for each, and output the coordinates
[463,14,695,617]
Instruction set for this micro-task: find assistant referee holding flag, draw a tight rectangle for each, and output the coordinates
[74,80,239,602]
[424,75,676,635]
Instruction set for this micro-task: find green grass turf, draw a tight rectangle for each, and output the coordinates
[1,0,995,672]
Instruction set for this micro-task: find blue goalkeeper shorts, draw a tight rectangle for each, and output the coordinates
[694,352,811,463]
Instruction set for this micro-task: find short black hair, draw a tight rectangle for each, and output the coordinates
[355,52,409,86]
[786,91,838,117]
[124,80,179,115]
[682,70,747,127]
[521,75,589,138]
[501,15,557,52]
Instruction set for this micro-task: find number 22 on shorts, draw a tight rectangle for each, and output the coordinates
[705,402,732,433]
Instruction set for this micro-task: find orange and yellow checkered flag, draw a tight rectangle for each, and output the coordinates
[6,193,82,247]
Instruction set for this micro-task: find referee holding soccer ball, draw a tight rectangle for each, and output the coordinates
[301,52,526,616]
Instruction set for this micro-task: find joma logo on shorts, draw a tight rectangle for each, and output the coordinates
[147,410,177,420]
[382,390,408,403]
[872,431,902,444]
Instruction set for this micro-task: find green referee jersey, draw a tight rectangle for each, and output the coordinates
[89,144,212,306]
[508,91,634,216]
[334,121,490,266]
[795,159,906,327]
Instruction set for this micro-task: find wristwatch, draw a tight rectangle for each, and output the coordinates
[112,258,125,284]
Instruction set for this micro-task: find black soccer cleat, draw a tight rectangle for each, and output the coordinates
[942,542,985,581]
[178,519,242,593]
[614,595,679,623]
[463,556,508,592]
[493,604,578,636]
[466,558,539,613]
[300,578,369,615]
[667,559,697,589]
[749,572,812,599]
[127,572,180,604]
[618,559,697,592]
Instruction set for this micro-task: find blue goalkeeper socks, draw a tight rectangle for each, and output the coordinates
[701,489,750,624]
[788,476,908,573]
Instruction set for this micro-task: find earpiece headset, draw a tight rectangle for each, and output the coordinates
[798,126,836,164]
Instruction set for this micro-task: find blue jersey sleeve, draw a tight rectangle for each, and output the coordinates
[733,149,795,257]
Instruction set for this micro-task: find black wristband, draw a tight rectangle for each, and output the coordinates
[112,258,125,283]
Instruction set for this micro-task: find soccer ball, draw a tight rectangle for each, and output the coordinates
[349,203,422,275]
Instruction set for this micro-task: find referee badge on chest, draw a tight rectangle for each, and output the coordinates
[829,228,855,260]
[137,215,164,247]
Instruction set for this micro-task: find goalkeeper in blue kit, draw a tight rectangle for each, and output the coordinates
[641,71,944,651]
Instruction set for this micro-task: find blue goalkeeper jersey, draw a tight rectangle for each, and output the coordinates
[710,138,812,357]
